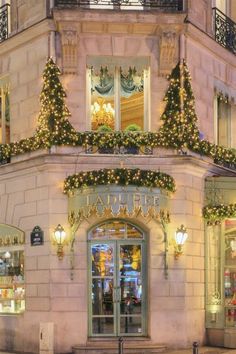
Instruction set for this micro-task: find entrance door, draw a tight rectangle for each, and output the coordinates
[88,220,146,337]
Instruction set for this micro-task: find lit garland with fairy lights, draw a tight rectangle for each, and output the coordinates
[0,59,236,170]
[203,203,236,225]
[63,168,176,194]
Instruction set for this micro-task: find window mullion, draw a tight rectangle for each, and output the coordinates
[144,68,150,131]
[87,68,92,130]
[115,66,120,131]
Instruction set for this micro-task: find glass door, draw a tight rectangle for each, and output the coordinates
[88,220,146,337]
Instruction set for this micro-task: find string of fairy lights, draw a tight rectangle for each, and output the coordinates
[0,58,236,222]
[64,168,176,195]
[203,204,236,225]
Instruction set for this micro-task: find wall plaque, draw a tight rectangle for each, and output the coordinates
[31,226,44,246]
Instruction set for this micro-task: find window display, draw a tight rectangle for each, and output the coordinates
[224,219,236,327]
[0,249,24,314]
[206,219,236,328]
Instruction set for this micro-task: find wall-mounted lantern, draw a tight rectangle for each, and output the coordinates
[52,224,67,260]
[174,225,188,259]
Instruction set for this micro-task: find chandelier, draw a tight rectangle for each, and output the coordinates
[91,98,115,130]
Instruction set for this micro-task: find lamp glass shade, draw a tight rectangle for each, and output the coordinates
[231,240,236,251]
[175,228,188,245]
[54,225,66,245]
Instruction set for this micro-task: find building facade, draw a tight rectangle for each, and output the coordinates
[0,0,236,353]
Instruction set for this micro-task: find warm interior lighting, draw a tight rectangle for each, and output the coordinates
[174,225,188,259]
[91,98,115,130]
[230,240,236,251]
[52,224,67,260]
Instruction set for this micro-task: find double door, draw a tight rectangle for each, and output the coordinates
[89,240,146,336]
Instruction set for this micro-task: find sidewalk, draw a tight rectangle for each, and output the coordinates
[162,347,236,354]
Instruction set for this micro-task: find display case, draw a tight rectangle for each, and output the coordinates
[0,249,24,314]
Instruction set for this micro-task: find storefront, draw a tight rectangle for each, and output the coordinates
[0,224,25,315]
[205,177,236,348]
[66,177,171,341]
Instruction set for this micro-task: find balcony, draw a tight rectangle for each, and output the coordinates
[54,0,183,11]
[213,7,236,55]
[0,4,10,43]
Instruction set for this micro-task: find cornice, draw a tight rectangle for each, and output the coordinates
[53,9,186,35]
[0,148,235,181]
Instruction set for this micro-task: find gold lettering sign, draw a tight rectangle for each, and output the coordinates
[0,225,25,247]
[69,185,169,225]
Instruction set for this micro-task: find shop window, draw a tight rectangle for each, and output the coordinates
[0,81,10,144]
[214,94,236,148]
[0,225,25,314]
[206,219,236,329]
[87,57,150,131]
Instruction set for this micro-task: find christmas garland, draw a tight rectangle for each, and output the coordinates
[1,131,236,170]
[64,168,176,194]
[203,203,236,225]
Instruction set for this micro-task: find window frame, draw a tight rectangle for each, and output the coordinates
[86,57,150,131]
[214,94,234,148]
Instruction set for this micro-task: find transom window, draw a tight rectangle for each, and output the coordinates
[90,220,144,240]
[87,57,150,131]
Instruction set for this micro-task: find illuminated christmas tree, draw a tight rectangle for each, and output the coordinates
[159,61,200,150]
[35,57,77,147]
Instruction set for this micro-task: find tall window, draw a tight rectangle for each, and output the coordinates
[0,82,10,144]
[213,0,228,14]
[87,57,150,131]
[215,94,236,148]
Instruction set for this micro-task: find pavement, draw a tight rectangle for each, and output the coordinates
[162,347,236,354]
[0,348,236,354]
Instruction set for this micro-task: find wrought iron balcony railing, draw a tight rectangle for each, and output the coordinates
[54,0,183,11]
[0,4,10,43]
[213,7,236,55]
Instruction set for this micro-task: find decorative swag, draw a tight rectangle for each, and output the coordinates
[91,66,144,98]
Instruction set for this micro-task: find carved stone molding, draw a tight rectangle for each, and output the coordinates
[159,29,179,76]
[58,22,80,74]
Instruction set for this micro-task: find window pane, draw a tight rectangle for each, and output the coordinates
[5,92,10,144]
[92,279,114,315]
[92,317,114,334]
[91,244,114,277]
[120,316,142,334]
[91,66,115,130]
[120,67,144,130]
[217,98,230,147]
[0,94,2,143]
